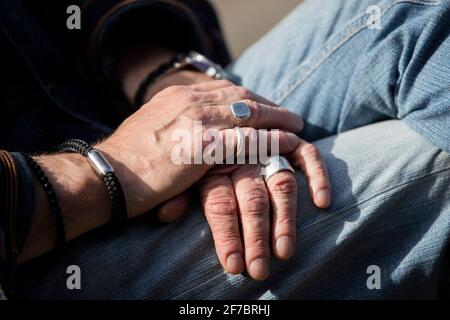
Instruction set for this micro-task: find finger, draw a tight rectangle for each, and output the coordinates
[206,164,240,176]
[288,140,331,209]
[199,175,245,274]
[199,85,304,131]
[218,128,302,161]
[265,171,297,260]
[210,85,278,107]
[157,191,191,222]
[210,100,303,132]
[232,166,270,281]
[192,83,278,110]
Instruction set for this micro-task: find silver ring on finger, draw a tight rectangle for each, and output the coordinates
[235,127,246,159]
[224,127,246,164]
[230,101,251,127]
[262,156,294,182]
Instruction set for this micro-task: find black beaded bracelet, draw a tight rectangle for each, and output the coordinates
[59,139,128,225]
[22,154,66,248]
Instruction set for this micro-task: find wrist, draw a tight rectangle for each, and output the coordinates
[41,153,113,235]
[95,140,160,218]
[18,153,112,262]
[143,69,213,101]
[119,46,219,106]
[118,45,175,103]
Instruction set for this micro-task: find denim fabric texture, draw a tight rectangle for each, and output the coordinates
[0,0,230,297]
[14,0,450,299]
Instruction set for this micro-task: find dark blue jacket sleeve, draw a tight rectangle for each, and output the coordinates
[83,0,231,95]
[0,152,35,297]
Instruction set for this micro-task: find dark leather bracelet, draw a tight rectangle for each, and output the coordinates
[133,53,184,109]
[133,51,238,109]
[59,139,128,225]
[22,154,66,248]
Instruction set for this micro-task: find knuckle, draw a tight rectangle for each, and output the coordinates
[198,105,217,122]
[217,236,241,249]
[312,166,328,179]
[246,237,269,252]
[276,215,295,227]
[301,143,328,177]
[242,190,269,214]
[218,79,234,87]
[302,142,320,158]
[210,89,226,103]
[184,90,202,104]
[243,98,257,109]
[244,99,260,123]
[191,107,205,121]
[192,105,216,122]
[205,196,237,217]
[271,175,297,195]
[235,87,252,100]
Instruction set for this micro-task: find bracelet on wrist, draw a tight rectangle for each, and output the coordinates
[133,51,239,109]
[133,53,183,109]
[22,154,66,249]
[59,139,128,225]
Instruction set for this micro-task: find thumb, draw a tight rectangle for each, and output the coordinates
[157,191,191,222]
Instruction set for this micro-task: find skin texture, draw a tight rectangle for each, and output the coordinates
[18,80,313,263]
[18,47,331,283]
[118,47,331,280]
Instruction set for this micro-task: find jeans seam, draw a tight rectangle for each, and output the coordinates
[270,0,441,105]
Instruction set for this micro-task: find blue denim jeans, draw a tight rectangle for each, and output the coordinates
[17,0,450,299]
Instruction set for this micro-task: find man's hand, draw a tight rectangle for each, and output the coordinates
[199,142,331,280]
[118,45,213,104]
[200,164,299,280]
[118,46,331,280]
[160,138,331,280]
[20,80,304,262]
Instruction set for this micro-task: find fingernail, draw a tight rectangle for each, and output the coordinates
[226,253,244,273]
[276,236,295,259]
[249,258,269,280]
[316,190,331,208]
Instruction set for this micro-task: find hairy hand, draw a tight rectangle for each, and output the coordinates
[98,80,304,218]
